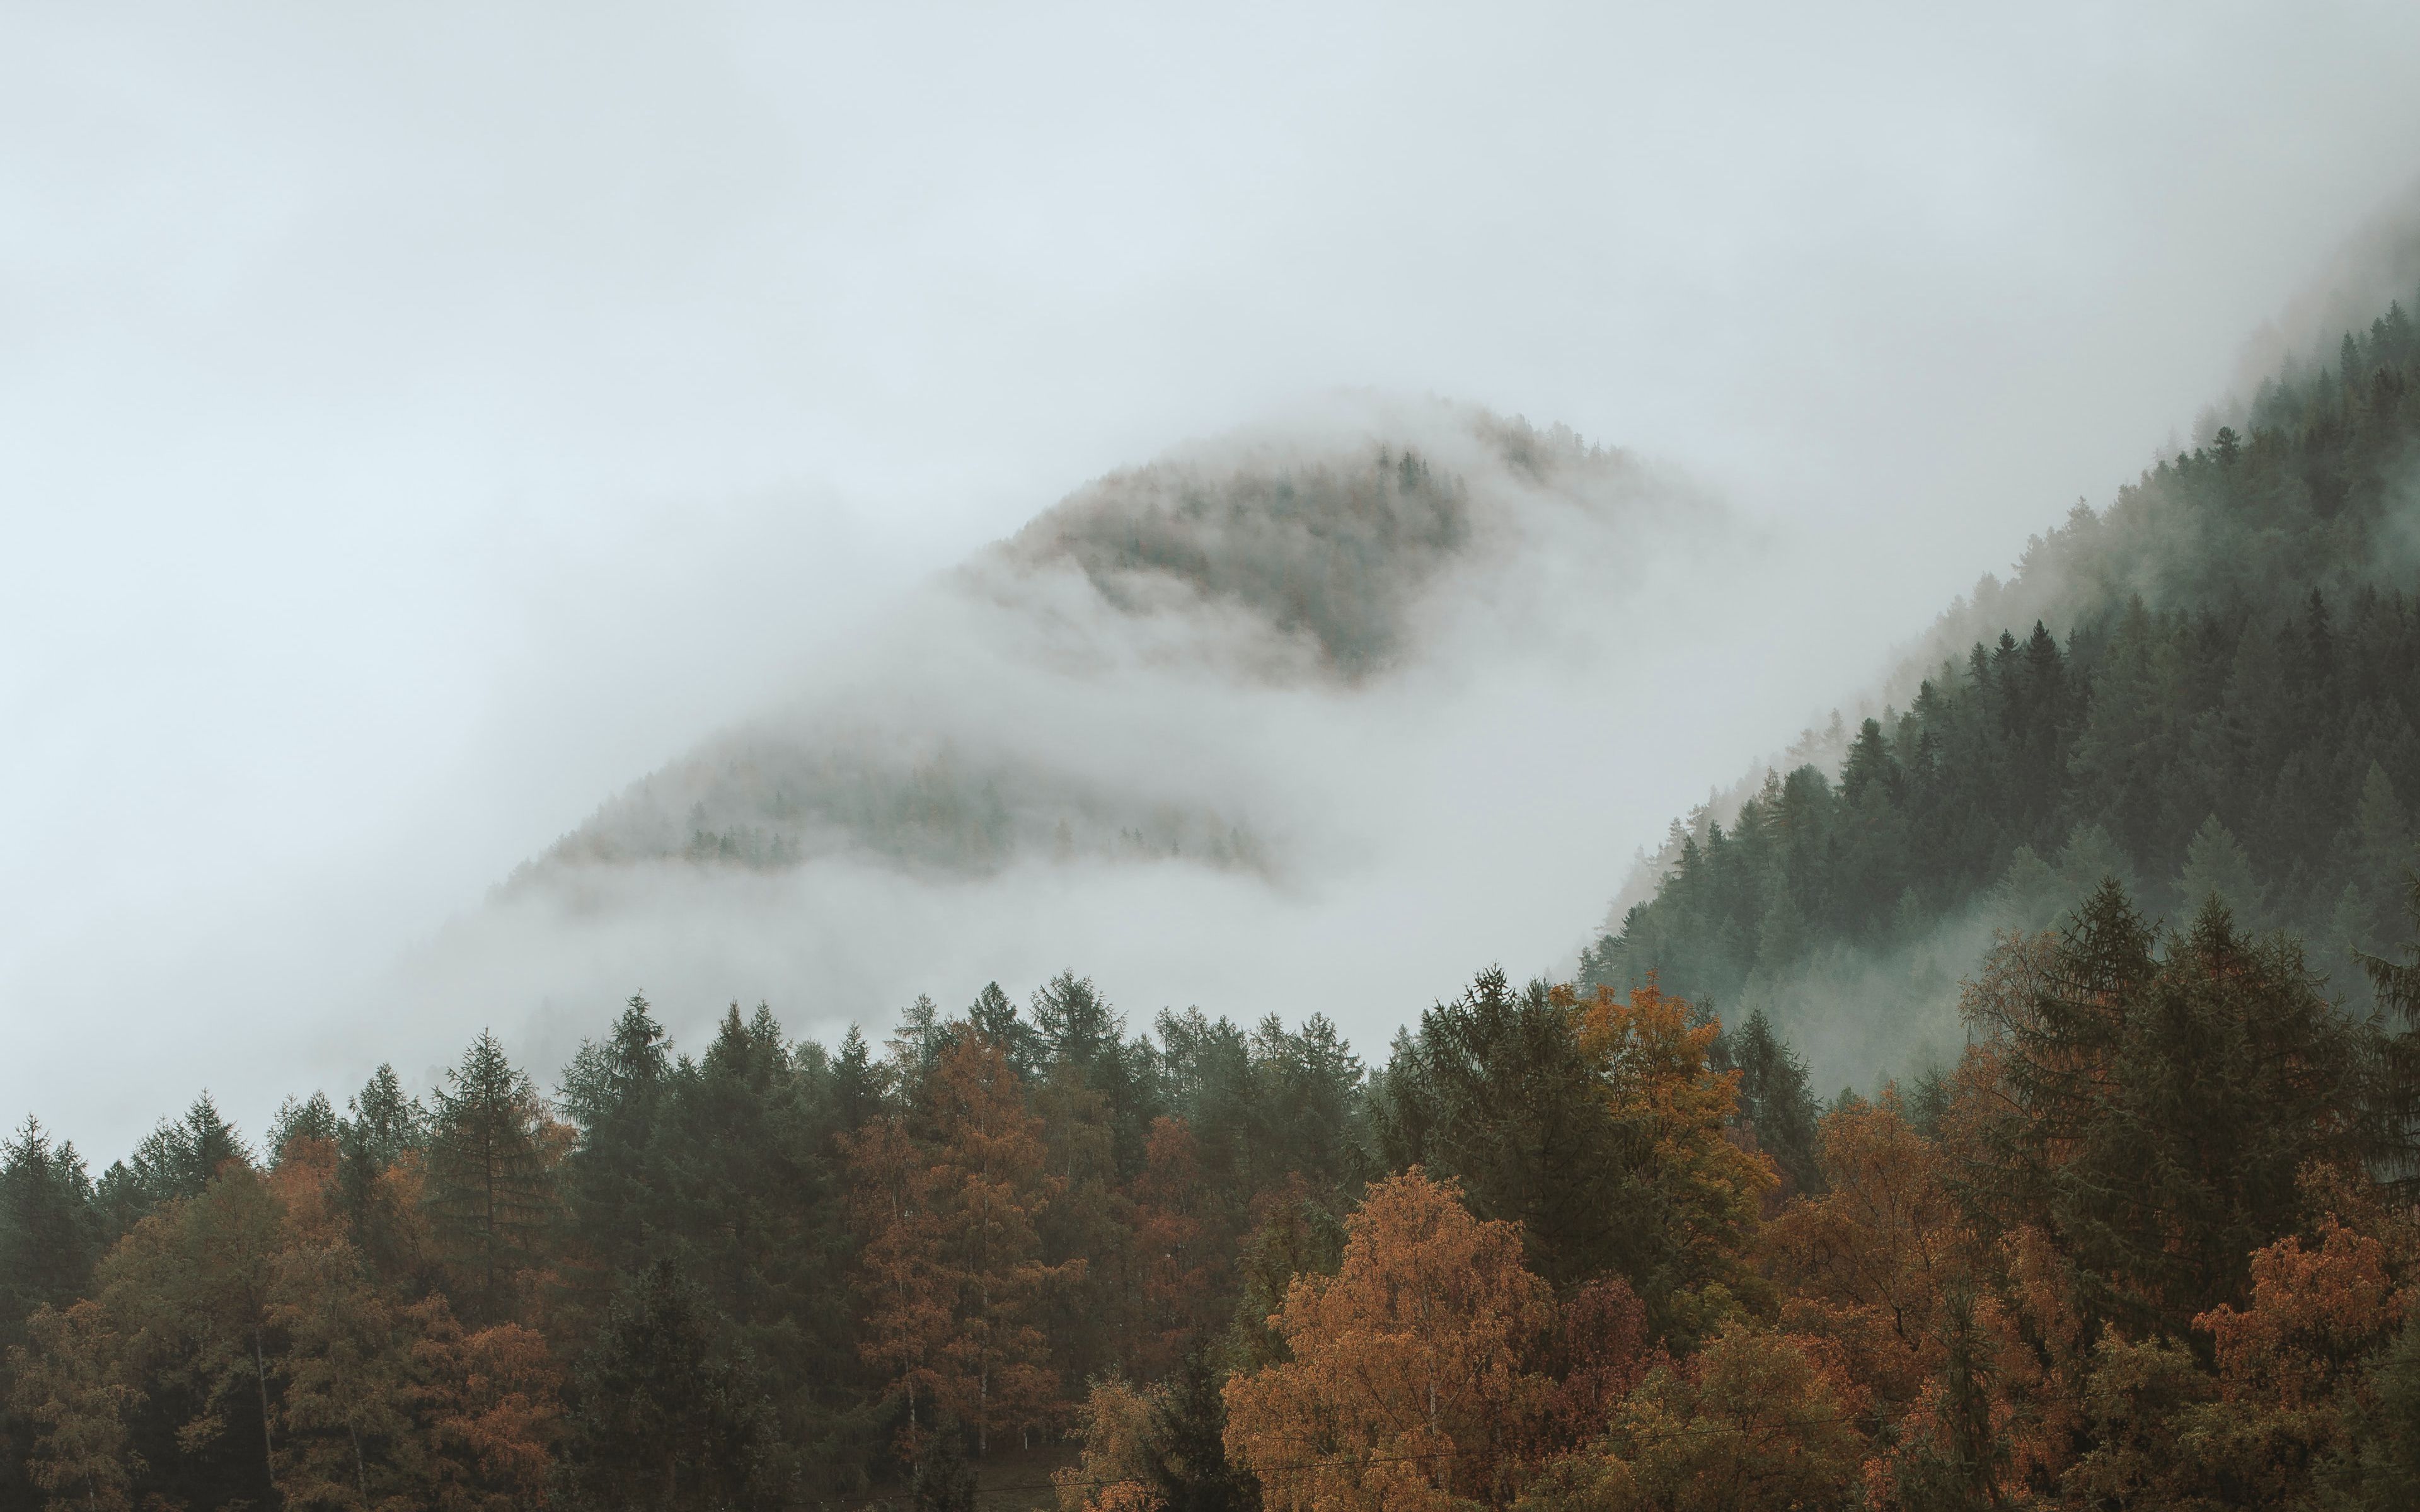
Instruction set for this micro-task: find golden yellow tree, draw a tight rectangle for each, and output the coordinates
[1054,1375,1164,1512]
[1223,1170,1555,1512]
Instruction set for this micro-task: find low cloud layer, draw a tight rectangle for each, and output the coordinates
[13,5,2420,1158]
[396,402,1777,1088]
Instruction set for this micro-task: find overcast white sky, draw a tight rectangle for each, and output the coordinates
[10,1,2420,1155]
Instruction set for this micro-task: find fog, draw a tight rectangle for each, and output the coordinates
[11,2,2420,1157]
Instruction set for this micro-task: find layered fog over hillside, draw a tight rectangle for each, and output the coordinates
[1587,241,2420,1091]
[408,403,1761,1075]
[14,3,2420,1163]
[28,8,2420,1510]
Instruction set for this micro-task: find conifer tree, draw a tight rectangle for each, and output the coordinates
[265,1092,339,1164]
[1724,1010,1822,1198]
[2177,813,2267,928]
[560,994,672,1273]
[829,1024,884,1145]
[1144,1349,1259,1512]
[1970,883,2374,1335]
[425,1031,558,1322]
[969,982,1041,1081]
[850,1033,1073,1463]
[0,1119,99,1353]
[562,1259,772,1508]
[1381,969,1634,1286]
[342,1063,427,1171]
[96,1094,250,1237]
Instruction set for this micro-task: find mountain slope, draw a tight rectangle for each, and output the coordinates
[526,404,1694,884]
[1583,289,2420,1089]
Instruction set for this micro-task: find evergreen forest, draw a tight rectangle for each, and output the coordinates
[1585,294,2420,1084]
[11,300,2420,1512]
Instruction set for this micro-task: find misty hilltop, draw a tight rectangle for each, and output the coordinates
[1586,281,2420,1089]
[524,402,1707,885]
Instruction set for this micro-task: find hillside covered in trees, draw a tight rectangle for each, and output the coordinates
[533,410,1682,882]
[12,290,2420,1512]
[1584,292,2420,1087]
[11,876,2420,1509]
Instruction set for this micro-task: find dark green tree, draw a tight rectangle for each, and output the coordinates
[966,982,1040,1081]
[0,1118,98,1351]
[265,1089,339,1162]
[95,1092,249,1239]
[1375,968,1634,1286]
[1723,1009,1823,1198]
[561,993,674,1273]
[1141,1348,1259,1512]
[425,1030,556,1321]
[563,1259,775,1509]
[1971,883,2377,1337]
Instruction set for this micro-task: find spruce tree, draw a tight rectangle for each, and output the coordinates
[560,993,672,1272]
[966,981,1040,1079]
[1391,968,1634,1285]
[96,1093,250,1237]
[2177,813,2266,929]
[425,1030,556,1321]
[1143,1349,1259,1512]
[0,1118,99,1352]
[562,1259,774,1509]
[1727,1009,1823,1197]
[343,1062,427,1169]
[1979,883,2373,1335]
[265,1090,339,1162]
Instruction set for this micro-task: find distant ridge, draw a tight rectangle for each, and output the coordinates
[1586,283,2420,1089]
[519,403,1697,885]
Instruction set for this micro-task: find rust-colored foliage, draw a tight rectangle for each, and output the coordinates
[2199,1215,2407,1407]
[6,1144,567,1511]
[1562,980,1777,1329]
[409,1303,563,1511]
[1542,1275,1652,1452]
[1223,1169,1556,1512]
[849,1029,1079,1461]
[1128,1116,1227,1377]
[1763,1089,1964,1411]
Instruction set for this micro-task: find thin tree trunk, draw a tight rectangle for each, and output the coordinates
[351,1423,368,1504]
[255,1326,278,1503]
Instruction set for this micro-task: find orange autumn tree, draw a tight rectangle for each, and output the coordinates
[1560,981,1775,1334]
[1763,1087,1966,1410]
[265,1138,562,1510]
[850,1029,1079,1462]
[1127,1116,1227,1377]
[1223,1170,1556,1512]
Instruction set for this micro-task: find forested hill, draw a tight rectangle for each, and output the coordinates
[1582,292,2420,1088]
[530,409,1676,880]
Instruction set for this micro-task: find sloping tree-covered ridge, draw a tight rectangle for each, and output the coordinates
[1583,292,2420,1071]
[9,875,2420,1509]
